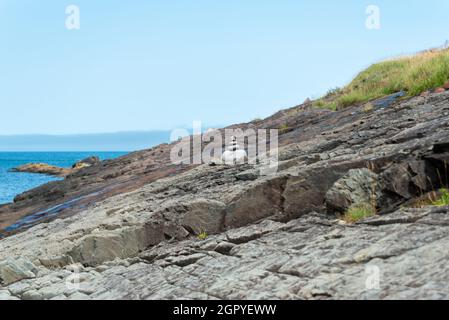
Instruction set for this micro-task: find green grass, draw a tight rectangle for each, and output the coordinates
[279,123,291,133]
[312,100,337,111]
[197,231,208,241]
[431,188,449,207]
[343,203,377,223]
[314,48,449,110]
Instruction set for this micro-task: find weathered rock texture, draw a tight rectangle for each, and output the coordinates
[9,157,101,178]
[325,168,380,213]
[0,91,449,300]
[9,163,71,177]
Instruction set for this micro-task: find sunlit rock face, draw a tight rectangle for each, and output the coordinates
[221,137,247,165]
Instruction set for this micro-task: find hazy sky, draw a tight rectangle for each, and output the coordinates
[1,0,449,135]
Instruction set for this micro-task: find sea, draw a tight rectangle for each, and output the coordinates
[0,152,127,205]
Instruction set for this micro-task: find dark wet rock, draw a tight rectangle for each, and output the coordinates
[372,91,405,110]
[235,170,259,181]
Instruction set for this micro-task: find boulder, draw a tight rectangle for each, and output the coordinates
[9,156,100,178]
[68,222,165,266]
[325,168,380,214]
[235,170,259,181]
[0,257,37,285]
[181,199,227,235]
[9,163,69,177]
[283,164,358,220]
[72,156,100,169]
[224,177,287,228]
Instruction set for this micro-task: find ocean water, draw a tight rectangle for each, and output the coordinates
[0,152,127,205]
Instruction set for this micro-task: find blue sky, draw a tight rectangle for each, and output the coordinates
[1,0,449,135]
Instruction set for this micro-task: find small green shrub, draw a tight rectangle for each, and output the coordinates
[313,100,337,111]
[343,203,376,223]
[279,123,290,133]
[337,91,369,108]
[312,100,325,108]
[197,231,208,241]
[324,87,343,98]
[431,188,449,206]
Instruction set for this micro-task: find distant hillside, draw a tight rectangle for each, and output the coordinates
[0,131,171,152]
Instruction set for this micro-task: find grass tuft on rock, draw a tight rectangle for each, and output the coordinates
[197,231,208,241]
[431,188,449,207]
[279,123,292,134]
[343,203,377,223]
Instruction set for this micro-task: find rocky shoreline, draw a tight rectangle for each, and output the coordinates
[0,90,449,299]
[9,156,101,177]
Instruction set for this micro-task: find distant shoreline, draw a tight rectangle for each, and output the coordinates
[0,131,171,152]
[0,151,128,205]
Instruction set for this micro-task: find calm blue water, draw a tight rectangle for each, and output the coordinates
[0,152,127,205]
